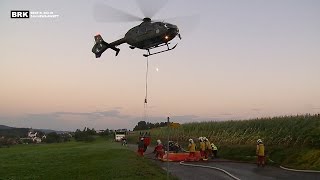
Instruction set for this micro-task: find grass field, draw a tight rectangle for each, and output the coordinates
[0,137,176,180]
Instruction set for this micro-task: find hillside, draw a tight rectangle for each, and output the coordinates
[0,125,14,130]
[0,128,29,137]
[0,125,67,137]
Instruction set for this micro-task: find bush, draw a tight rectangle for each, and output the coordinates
[74,128,96,142]
[44,132,62,143]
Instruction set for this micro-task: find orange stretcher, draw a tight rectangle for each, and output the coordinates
[161,151,201,162]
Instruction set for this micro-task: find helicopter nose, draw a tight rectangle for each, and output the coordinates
[166,24,178,32]
[165,23,178,29]
[169,27,179,35]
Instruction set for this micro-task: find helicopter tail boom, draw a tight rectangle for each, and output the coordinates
[92,34,120,58]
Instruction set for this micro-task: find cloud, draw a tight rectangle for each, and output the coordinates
[219,113,233,116]
[43,110,130,119]
[96,110,130,118]
[129,114,213,125]
[0,109,248,131]
[0,110,132,131]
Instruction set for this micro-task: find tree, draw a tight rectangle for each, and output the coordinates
[133,121,168,131]
[44,132,61,143]
[74,128,95,142]
[98,129,110,136]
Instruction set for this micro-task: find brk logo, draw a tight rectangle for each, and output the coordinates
[11,10,29,18]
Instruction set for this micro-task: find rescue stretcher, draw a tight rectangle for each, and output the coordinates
[161,151,201,162]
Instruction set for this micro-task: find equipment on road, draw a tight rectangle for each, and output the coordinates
[162,151,201,162]
[163,141,185,153]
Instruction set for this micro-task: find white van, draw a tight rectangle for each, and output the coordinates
[114,130,126,142]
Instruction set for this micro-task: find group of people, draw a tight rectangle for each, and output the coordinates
[198,137,218,160]
[137,132,152,156]
[137,137,218,160]
[137,136,265,167]
[145,137,219,161]
[137,137,146,156]
[138,139,181,159]
[188,137,218,160]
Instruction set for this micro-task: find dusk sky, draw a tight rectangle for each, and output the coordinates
[1,0,319,131]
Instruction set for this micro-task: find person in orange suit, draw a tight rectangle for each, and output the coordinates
[137,138,145,156]
[203,137,212,160]
[188,138,196,159]
[153,139,164,159]
[256,139,265,167]
[199,137,206,160]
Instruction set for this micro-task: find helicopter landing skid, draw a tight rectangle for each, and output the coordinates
[143,43,177,57]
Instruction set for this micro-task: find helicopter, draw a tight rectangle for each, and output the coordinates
[92,1,182,58]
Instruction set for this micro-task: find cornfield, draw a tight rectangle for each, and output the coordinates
[146,114,320,147]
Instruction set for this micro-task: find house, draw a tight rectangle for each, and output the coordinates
[25,130,42,143]
[28,131,37,138]
[33,137,42,143]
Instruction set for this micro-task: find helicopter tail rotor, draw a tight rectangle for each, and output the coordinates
[92,34,120,58]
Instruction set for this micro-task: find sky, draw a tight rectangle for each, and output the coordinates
[0,0,320,131]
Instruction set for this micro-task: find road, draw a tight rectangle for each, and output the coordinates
[127,144,320,180]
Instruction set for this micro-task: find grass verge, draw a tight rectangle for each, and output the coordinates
[0,137,177,180]
[218,145,320,170]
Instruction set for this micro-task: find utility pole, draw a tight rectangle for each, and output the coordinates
[167,116,170,180]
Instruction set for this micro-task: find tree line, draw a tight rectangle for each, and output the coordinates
[74,127,114,142]
[133,121,168,131]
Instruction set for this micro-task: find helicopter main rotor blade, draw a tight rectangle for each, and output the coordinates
[158,14,201,38]
[94,2,142,23]
[135,0,168,19]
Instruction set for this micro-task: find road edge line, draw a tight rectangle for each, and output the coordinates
[179,161,241,180]
[279,166,320,173]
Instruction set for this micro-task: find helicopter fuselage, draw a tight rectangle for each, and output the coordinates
[92,18,180,57]
[124,21,179,49]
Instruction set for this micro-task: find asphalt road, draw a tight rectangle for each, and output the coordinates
[127,144,320,180]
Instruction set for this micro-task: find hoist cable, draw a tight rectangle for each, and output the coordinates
[145,56,149,104]
[143,56,149,122]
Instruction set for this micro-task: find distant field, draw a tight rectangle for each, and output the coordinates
[127,114,320,170]
[0,137,176,180]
